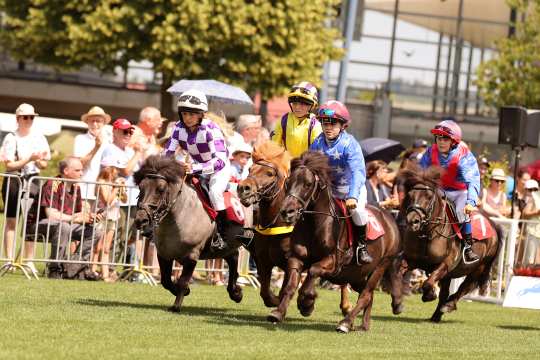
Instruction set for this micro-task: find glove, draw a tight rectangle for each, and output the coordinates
[464,203,476,215]
[345,198,357,210]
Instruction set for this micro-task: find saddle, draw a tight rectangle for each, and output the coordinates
[443,198,495,241]
[191,177,245,225]
[334,199,385,247]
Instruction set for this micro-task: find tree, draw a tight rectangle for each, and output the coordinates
[0,0,342,121]
[476,0,540,109]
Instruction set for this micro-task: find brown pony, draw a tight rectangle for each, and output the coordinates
[238,142,355,315]
[237,141,293,307]
[269,151,404,333]
[399,165,501,322]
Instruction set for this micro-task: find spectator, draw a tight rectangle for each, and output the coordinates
[478,156,490,186]
[480,168,510,219]
[100,119,144,268]
[230,114,262,150]
[0,103,50,271]
[29,157,102,279]
[410,139,428,162]
[365,160,391,207]
[513,170,532,218]
[90,162,127,282]
[522,180,540,265]
[73,106,112,204]
[230,142,252,185]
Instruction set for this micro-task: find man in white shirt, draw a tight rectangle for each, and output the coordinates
[73,106,112,203]
[100,118,143,267]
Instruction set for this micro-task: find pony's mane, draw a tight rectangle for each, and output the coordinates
[397,163,443,191]
[291,151,332,186]
[252,141,292,175]
[134,155,185,185]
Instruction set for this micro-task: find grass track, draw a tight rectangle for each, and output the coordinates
[0,274,539,359]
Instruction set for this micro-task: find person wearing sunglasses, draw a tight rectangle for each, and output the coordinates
[480,168,510,219]
[0,103,50,271]
[163,89,232,250]
[419,119,481,262]
[522,179,540,265]
[309,100,372,264]
[271,81,322,158]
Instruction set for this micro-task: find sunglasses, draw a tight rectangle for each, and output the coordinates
[19,115,35,120]
[493,179,506,184]
[527,188,538,192]
[122,129,134,136]
[435,135,451,141]
[179,95,203,106]
[320,117,339,126]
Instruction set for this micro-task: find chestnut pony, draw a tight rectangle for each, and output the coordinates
[270,151,404,333]
[237,141,353,314]
[399,166,501,322]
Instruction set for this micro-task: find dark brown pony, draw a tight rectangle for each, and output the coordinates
[269,151,404,333]
[133,155,244,312]
[399,165,501,322]
[238,141,354,315]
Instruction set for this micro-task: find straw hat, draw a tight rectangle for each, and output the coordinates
[490,168,506,181]
[81,106,111,124]
[15,103,39,116]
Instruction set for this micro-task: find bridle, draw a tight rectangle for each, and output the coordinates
[137,173,183,229]
[284,165,327,218]
[245,160,284,202]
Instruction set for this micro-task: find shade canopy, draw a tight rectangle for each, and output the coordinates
[366,0,511,48]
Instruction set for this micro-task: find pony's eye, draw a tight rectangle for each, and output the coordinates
[266,171,274,177]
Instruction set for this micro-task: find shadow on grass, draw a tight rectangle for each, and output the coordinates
[76,298,337,332]
[497,325,540,331]
[370,314,464,325]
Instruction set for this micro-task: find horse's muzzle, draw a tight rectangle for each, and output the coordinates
[280,207,299,225]
[134,210,154,237]
[238,184,257,206]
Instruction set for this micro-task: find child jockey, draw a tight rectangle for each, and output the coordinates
[271,81,322,158]
[310,100,373,264]
[419,119,481,262]
[163,89,231,248]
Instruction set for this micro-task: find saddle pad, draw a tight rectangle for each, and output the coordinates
[191,177,217,220]
[334,199,385,246]
[191,178,245,224]
[444,205,494,241]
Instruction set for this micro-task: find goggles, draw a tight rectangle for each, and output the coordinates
[433,125,454,136]
[179,95,203,106]
[290,86,312,95]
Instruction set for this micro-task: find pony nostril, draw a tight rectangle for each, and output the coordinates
[239,185,251,194]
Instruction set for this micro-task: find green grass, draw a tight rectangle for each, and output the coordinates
[0,274,539,360]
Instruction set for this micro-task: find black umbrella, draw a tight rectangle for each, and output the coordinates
[360,137,405,164]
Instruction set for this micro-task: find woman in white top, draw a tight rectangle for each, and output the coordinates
[0,104,50,268]
[481,168,510,219]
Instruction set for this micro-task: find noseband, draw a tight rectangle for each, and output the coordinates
[285,165,325,217]
[138,173,182,228]
[405,185,437,230]
[245,160,284,201]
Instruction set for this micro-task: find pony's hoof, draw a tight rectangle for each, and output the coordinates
[229,287,243,303]
[336,321,351,333]
[299,304,314,317]
[392,302,404,315]
[440,302,456,313]
[168,306,181,313]
[267,310,283,323]
[421,291,437,302]
[263,296,280,308]
[430,314,442,323]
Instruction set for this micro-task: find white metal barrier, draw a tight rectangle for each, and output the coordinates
[0,174,258,287]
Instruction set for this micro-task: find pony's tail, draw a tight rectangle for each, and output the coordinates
[477,220,504,293]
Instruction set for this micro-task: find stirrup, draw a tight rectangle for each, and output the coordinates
[236,229,254,248]
[355,245,373,265]
[211,233,227,251]
[462,244,480,265]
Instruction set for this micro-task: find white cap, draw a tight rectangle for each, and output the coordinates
[15,103,38,116]
[525,179,539,190]
[101,156,127,169]
[232,142,253,155]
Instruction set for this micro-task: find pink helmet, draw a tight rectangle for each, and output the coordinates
[430,119,462,143]
[316,100,351,126]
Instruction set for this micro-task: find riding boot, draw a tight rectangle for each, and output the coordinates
[355,224,373,264]
[463,232,480,262]
[211,210,228,251]
[236,228,255,248]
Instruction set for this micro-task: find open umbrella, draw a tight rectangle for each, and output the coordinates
[167,79,253,105]
[360,137,405,164]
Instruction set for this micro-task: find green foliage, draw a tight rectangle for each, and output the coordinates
[476,0,540,108]
[0,0,342,102]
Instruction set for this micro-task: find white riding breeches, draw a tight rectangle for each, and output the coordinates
[208,164,230,211]
[445,189,469,223]
[350,185,369,226]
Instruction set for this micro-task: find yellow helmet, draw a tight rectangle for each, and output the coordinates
[287,81,318,106]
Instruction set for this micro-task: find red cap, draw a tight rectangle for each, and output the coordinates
[112,118,134,130]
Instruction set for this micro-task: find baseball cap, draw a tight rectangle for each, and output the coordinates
[112,118,134,130]
[412,139,428,148]
[525,179,539,190]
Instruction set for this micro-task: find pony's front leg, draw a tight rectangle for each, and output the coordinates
[297,256,335,317]
[253,243,280,307]
[267,257,304,323]
[430,277,451,323]
[441,265,487,314]
[388,257,405,315]
[336,258,390,333]
[158,255,176,296]
[224,251,243,303]
[169,258,196,313]
[340,285,352,316]
[422,262,449,302]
